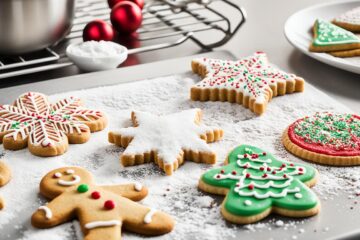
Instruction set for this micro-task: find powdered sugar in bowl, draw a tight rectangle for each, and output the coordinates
[66,41,128,72]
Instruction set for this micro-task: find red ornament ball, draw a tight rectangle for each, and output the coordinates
[104,200,116,210]
[111,1,142,34]
[91,191,101,199]
[83,19,115,42]
[108,0,144,9]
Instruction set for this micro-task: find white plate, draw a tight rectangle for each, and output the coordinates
[284,0,360,74]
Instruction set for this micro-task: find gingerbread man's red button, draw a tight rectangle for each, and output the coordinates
[91,191,101,199]
[104,200,115,210]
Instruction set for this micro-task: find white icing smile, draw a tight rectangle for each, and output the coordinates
[57,169,81,186]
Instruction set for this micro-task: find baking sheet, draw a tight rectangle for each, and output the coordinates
[0,51,359,240]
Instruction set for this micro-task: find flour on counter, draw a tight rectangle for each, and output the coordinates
[0,74,358,240]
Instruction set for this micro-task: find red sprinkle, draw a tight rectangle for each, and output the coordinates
[231,171,237,175]
[262,173,268,178]
[283,174,287,178]
[267,167,271,171]
[104,200,115,210]
[216,175,221,179]
[248,184,254,190]
[245,173,251,178]
[272,171,277,174]
[91,191,101,199]
[290,163,294,167]
[260,167,265,171]
[262,152,266,156]
[243,154,248,158]
[298,168,303,172]
[220,169,225,174]
[281,164,286,168]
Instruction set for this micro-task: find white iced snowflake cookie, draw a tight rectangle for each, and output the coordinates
[333,7,360,32]
[191,52,305,115]
[108,108,224,175]
[0,92,107,157]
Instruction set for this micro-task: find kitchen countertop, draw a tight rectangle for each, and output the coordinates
[0,0,359,112]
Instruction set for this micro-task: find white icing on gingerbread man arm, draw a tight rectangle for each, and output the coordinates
[102,183,148,202]
[31,194,76,228]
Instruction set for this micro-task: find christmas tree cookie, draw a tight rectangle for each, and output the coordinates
[198,145,319,224]
[109,109,223,175]
[0,92,107,157]
[283,112,360,166]
[309,19,360,52]
[191,52,305,115]
[333,7,360,32]
[0,161,11,210]
[32,167,174,240]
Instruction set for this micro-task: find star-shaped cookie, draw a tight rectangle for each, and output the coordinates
[108,109,223,175]
[191,52,305,115]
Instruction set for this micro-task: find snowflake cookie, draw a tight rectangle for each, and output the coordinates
[0,161,11,210]
[108,109,223,175]
[198,145,320,224]
[0,92,107,157]
[309,19,360,52]
[283,112,360,166]
[333,7,360,32]
[32,167,174,239]
[191,52,305,115]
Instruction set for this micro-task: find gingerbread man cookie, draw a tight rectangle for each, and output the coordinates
[333,7,360,32]
[198,145,320,224]
[191,52,304,115]
[32,167,174,239]
[0,161,11,210]
[108,109,223,175]
[0,92,107,157]
[283,112,360,166]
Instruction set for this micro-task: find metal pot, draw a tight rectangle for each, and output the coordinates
[0,0,75,55]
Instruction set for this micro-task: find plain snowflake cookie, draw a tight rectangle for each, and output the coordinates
[190,52,305,115]
[108,108,223,175]
[0,92,107,157]
[31,167,174,240]
[199,145,320,224]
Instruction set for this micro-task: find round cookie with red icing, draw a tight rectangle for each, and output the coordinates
[198,145,319,224]
[283,112,360,166]
[32,167,174,239]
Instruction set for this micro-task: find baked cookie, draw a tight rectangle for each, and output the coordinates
[0,161,11,210]
[0,92,107,157]
[32,167,174,239]
[333,7,360,32]
[283,112,360,166]
[108,109,223,175]
[191,52,305,115]
[329,48,360,58]
[198,145,320,224]
[309,19,360,52]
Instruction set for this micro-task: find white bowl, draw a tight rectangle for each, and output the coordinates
[66,41,128,72]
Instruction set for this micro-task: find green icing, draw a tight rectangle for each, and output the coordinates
[313,19,360,46]
[201,145,318,217]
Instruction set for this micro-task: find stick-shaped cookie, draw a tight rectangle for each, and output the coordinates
[0,92,107,157]
[0,161,11,210]
[32,167,174,240]
[191,52,305,115]
[198,145,320,224]
[108,109,223,175]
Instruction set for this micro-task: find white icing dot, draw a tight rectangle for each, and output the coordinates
[295,193,303,199]
[54,172,62,178]
[134,182,143,191]
[66,169,75,175]
[244,200,252,206]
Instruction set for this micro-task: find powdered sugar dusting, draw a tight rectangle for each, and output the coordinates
[0,74,359,239]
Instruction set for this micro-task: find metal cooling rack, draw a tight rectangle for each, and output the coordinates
[0,0,246,79]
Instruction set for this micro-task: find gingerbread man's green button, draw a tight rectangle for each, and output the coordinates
[77,184,89,193]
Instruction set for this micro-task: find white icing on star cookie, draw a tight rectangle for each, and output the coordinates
[109,109,223,175]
